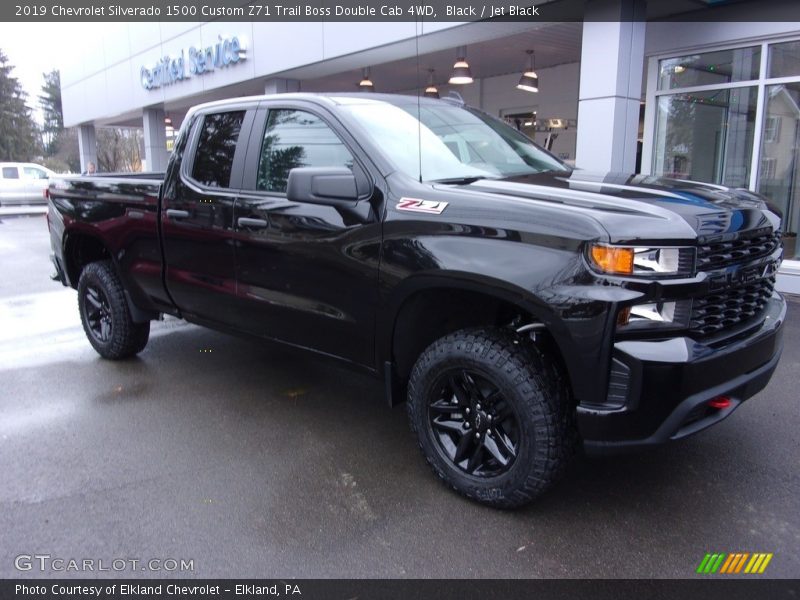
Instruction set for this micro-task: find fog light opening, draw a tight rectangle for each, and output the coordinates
[708,396,732,410]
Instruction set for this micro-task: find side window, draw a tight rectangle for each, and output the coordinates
[257,109,354,193]
[23,167,47,180]
[2,167,19,179]
[191,111,246,188]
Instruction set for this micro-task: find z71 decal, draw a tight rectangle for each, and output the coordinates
[396,198,449,215]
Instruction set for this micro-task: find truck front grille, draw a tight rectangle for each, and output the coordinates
[689,276,775,336]
[696,230,781,271]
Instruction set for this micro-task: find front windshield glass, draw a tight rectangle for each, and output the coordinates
[339,100,570,182]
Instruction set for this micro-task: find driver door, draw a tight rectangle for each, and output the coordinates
[232,103,382,366]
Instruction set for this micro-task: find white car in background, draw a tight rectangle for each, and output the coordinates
[0,162,57,206]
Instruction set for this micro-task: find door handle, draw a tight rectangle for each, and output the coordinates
[237,217,268,228]
[166,209,190,219]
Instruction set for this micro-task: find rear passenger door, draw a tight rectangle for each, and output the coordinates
[231,103,382,366]
[161,106,256,326]
[22,166,49,203]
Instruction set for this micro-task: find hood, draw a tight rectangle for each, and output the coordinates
[450,171,780,244]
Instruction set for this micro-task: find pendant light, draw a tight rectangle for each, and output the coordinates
[424,69,439,98]
[448,46,473,85]
[359,67,374,91]
[517,50,539,93]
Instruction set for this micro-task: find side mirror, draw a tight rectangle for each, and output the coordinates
[286,167,363,207]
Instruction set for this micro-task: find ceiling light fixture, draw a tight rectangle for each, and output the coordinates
[359,67,374,91]
[424,69,439,98]
[517,50,539,93]
[448,46,473,85]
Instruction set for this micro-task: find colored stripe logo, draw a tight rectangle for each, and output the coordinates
[696,552,773,574]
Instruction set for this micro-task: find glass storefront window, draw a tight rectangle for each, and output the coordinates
[758,82,800,259]
[768,40,800,79]
[658,47,760,90]
[653,87,757,188]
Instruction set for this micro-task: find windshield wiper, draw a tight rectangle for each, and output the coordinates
[431,176,493,185]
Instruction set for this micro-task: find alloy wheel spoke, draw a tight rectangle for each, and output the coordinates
[483,390,502,406]
[493,400,513,422]
[448,375,471,407]
[429,399,461,415]
[85,289,102,310]
[492,426,517,458]
[453,432,474,465]
[431,417,465,434]
[484,432,512,466]
[460,370,484,403]
[466,442,484,473]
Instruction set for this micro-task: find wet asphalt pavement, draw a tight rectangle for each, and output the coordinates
[0,214,798,579]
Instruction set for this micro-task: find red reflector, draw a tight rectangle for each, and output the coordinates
[708,396,732,409]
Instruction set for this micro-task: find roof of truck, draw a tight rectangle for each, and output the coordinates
[185,92,462,120]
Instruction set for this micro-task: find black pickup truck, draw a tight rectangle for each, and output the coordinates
[48,93,786,508]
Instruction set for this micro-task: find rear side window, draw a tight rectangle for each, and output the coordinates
[257,109,354,193]
[191,111,245,188]
[23,166,48,179]
[2,167,19,179]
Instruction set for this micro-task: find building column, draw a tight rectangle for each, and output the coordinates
[78,124,97,174]
[264,78,300,94]
[142,107,169,173]
[575,0,645,173]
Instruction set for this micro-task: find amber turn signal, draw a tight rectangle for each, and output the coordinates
[589,245,634,275]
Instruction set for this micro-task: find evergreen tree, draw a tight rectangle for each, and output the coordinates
[0,49,40,161]
[39,69,63,155]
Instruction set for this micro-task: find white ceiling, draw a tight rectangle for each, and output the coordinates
[301,23,583,93]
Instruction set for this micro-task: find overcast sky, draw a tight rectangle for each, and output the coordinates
[0,23,91,123]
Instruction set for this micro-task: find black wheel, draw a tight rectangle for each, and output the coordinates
[77,261,150,359]
[407,328,574,508]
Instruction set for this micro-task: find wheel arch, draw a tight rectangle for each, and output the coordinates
[63,231,114,289]
[378,273,575,405]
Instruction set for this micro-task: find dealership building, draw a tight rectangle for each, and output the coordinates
[59,2,800,292]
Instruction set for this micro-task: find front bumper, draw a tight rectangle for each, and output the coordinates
[580,294,786,455]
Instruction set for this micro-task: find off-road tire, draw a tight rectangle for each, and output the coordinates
[407,327,574,508]
[77,260,150,359]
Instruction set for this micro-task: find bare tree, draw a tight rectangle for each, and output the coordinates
[96,128,144,173]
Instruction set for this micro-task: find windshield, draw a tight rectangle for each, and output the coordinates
[339,100,570,182]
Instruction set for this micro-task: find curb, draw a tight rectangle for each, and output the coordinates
[0,206,48,218]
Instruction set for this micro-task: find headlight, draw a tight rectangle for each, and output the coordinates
[589,244,695,277]
[617,299,692,331]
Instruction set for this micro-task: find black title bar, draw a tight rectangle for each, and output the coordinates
[3,579,800,600]
[3,0,800,22]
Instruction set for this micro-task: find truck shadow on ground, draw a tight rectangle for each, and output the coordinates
[127,323,768,520]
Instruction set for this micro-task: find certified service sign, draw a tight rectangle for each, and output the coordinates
[140,35,246,90]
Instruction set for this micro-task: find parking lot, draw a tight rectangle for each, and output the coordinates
[1,214,798,578]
